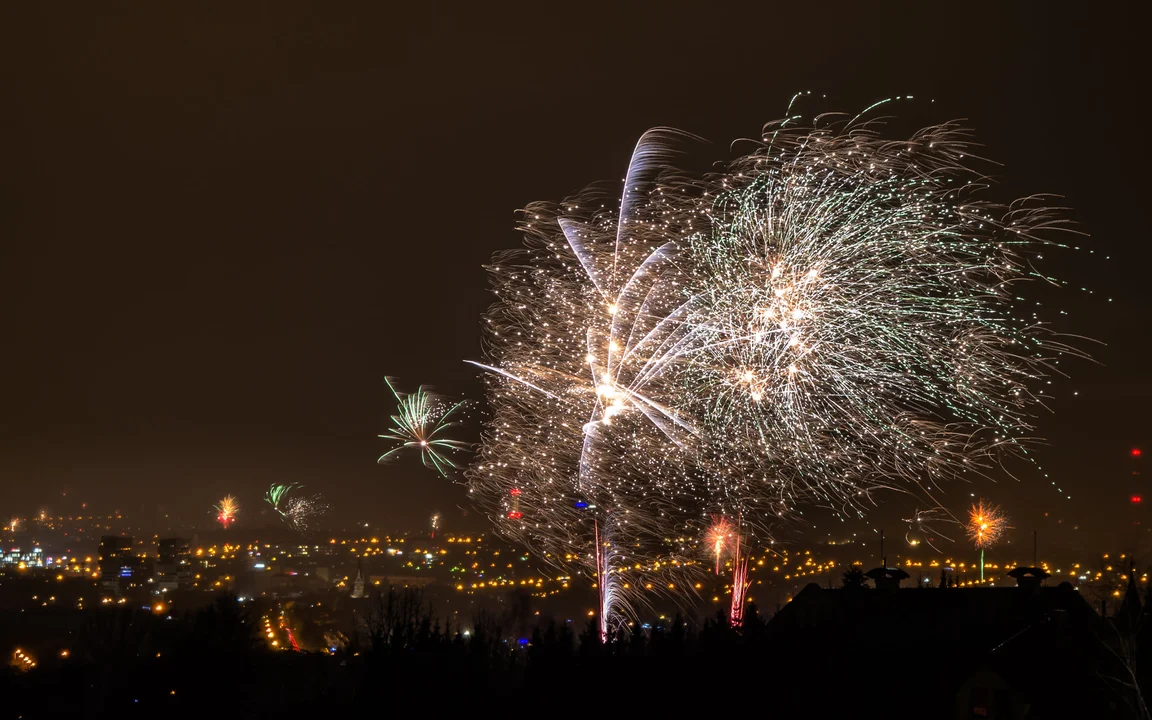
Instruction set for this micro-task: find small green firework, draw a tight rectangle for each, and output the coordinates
[378,378,470,478]
[265,482,301,517]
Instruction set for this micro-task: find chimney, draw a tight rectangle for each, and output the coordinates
[865,565,910,591]
[1006,566,1050,590]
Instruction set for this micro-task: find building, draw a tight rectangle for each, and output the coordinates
[98,535,136,591]
[156,537,192,591]
[350,563,366,599]
[766,578,1126,718]
[1,546,45,568]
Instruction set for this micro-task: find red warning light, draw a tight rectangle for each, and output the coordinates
[1133,448,1143,458]
[1132,495,1143,505]
[507,487,523,519]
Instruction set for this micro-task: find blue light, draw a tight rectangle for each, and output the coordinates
[574,501,589,509]
[518,638,529,645]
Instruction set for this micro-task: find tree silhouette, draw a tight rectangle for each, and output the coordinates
[842,565,868,589]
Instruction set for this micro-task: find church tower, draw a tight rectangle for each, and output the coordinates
[350,561,365,599]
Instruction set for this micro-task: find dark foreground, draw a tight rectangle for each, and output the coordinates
[2,581,1148,719]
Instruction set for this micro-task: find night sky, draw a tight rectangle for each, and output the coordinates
[1,4,1146,542]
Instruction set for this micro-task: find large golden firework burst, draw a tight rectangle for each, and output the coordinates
[967,500,1008,549]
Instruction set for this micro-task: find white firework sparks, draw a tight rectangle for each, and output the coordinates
[469,97,1083,629]
[284,495,328,532]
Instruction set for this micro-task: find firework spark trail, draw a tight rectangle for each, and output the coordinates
[706,515,733,575]
[903,507,959,553]
[216,495,239,529]
[593,517,617,643]
[378,378,471,478]
[470,99,1082,630]
[729,524,750,628]
[470,129,712,628]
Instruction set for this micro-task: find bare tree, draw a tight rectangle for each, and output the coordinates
[1097,616,1151,720]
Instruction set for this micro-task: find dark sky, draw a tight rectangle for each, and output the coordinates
[0,3,1146,540]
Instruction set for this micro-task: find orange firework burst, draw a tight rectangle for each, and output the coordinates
[216,495,239,528]
[967,500,1007,549]
[705,515,733,575]
[968,499,1008,582]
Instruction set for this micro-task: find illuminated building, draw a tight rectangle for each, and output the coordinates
[350,562,366,599]
[98,535,136,590]
[156,537,192,590]
[1,546,45,568]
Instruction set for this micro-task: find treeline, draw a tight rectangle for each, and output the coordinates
[1,586,1141,718]
[0,589,776,717]
[355,586,774,699]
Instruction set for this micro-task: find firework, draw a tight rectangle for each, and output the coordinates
[264,482,326,531]
[967,500,1008,548]
[470,97,1080,628]
[469,125,719,631]
[592,515,637,642]
[378,378,470,478]
[706,515,733,575]
[729,530,750,628]
[967,499,1009,581]
[670,102,1084,518]
[216,495,239,528]
[903,507,959,553]
[8,518,18,533]
[429,512,441,539]
[284,495,328,532]
[265,482,300,518]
